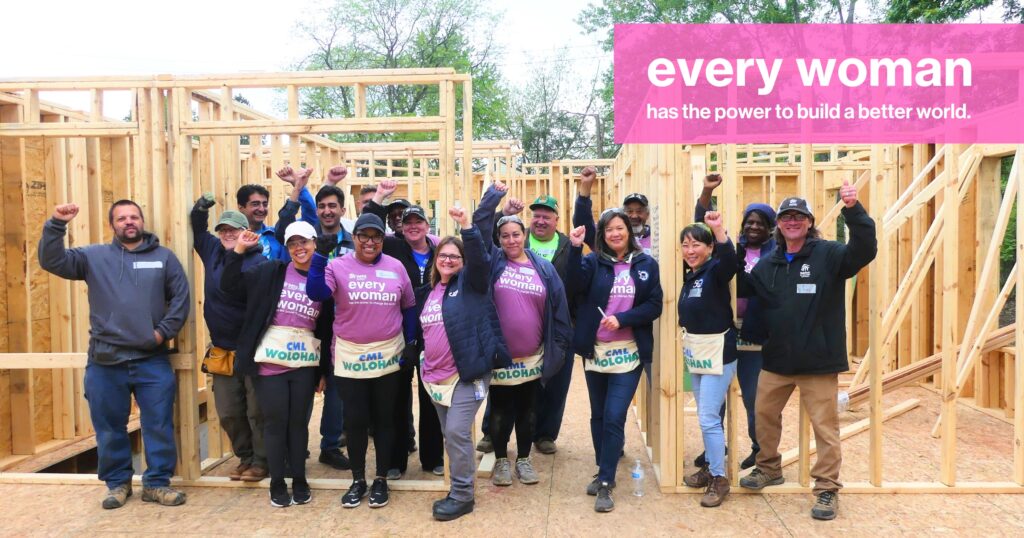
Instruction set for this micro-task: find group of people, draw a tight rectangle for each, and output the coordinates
[37,162,875,522]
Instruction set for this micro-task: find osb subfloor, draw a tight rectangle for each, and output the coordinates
[4,367,1024,537]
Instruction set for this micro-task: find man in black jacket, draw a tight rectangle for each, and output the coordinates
[739,180,877,522]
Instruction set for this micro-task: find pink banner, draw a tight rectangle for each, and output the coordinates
[614,24,1024,143]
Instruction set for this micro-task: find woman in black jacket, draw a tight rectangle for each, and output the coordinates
[567,209,663,514]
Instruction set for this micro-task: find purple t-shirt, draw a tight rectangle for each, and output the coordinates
[261,264,323,376]
[324,253,416,343]
[420,284,458,383]
[493,259,546,357]
[598,262,635,343]
[636,234,652,254]
[736,248,761,319]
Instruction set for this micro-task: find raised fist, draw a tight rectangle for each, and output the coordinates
[326,165,348,186]
[704,173,723,190]
[568,225,586,247]
[276,166,298,185]
[378,179,398,198]
[840,179,858,208]
[235,229,260,253]
[449,206,470,229]
[53,203,80,222]
[315,234,339,257]
[195,193,216,212]
[503,198,525,216]
[580,166,597,185]
[704,210,724,232]
[295,167,313,190]
[493,180,509,193]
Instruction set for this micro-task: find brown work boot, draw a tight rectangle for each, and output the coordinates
[683,465,711,488]
[240,465,268,482]
[700,475,730,508]
[141,486,186,506]
[229,462,251,481]
[101,483,132,509]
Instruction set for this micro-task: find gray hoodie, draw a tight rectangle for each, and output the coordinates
[38,218,191,365]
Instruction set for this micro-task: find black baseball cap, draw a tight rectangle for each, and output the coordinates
[354,213,386,234]
[387,198,412,212]
[401,205,428,222]
[623,193,649,207]
[777,197,813,218]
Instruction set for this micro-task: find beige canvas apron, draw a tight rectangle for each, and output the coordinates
[333,332,405,379]
[491,348,544,386]
[254,325,321,368]
[585,339,641,374]
[680,328,727,375]
[422,372,460,407]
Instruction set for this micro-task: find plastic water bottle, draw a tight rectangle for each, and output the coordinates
[837,391,850,413]
[632,459,644,497]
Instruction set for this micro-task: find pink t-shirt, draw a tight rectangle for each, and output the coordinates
[420,284,458,383]
[598,262,636,343]
[493,259,546,357]
[261,264,323,376]
[324,253,416,343]
[736,247,761,319]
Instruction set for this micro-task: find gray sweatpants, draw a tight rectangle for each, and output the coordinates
[433,376,489,502]
[212,372,266,467]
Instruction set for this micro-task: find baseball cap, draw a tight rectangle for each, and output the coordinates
[777,197,814,218]
[623,193,649,207]
[284,221,317,242]
[530,195,558,212]
[354,213,386,234]
[401,205,428,222]
[387,198,412,212]
[214,210,249,231]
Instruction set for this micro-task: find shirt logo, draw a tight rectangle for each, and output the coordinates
[789,199,798,206]
[638,270,649,281]
[448,289,459,298]
[800,263,811,278]
[692,278,703,288]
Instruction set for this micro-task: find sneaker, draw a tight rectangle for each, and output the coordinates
[693,446,728,468]
[700,475,730,508]
[515,458,540,485]
[476,434,494,453]
[270,480,292,508]
[240,465,268,482]
[492,458,513,486]
[341,480,368,508]
[292,478,312,505]
[101,483,132,509]
[229,463,250,481]
[741,449,759,470]
[586,474,615,496]
[594,482,615,512]
[432,495,474,521]
[684,465,711,488]
[386,468,402,480]
[368,478,389,508]
[739,468,785,490]
[534,438,557,454]
[141,486,186,506]
[319,449,351,471]
[811,491,839,520]
[431,465,445,476]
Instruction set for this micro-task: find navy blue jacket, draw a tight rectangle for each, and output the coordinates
[567,246,663,364]
[412,227,513,381]
[191,206,265,350]
[475,185,573,384]
[259,187,318,261]
[679,239,738,365]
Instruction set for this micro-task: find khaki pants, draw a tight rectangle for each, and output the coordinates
[754,370,842,494]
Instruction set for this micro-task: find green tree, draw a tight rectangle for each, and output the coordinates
[884,0,994,22]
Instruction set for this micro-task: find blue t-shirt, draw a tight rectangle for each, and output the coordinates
[412,249,431,282]
[784,252,796,263]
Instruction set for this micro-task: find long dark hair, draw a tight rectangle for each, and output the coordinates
[595,208,639,259]
[429,236,465,288]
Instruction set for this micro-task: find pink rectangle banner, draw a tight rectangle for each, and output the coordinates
[614,24,1024,143]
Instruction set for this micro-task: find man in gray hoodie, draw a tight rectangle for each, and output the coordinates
[39,200,191,510]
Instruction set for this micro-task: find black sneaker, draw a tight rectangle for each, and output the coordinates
[594,482,615,513]
[693,446,727,468]
[341,480,368,508]
[270,480,292,508]
[811,491,839,520]
[368,478,389,508]
[319,448,351,470]
[292,478,312,505]
[741,449,759,470]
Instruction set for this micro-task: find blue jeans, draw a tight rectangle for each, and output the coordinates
[736,350,762,452]
[585,365,643,483]
[84,355,177,488]
[319,372,345,451]
[534,347,574,442]
[692,361,738,477]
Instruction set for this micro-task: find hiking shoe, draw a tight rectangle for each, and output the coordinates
[229,463,250,481]
[368,478,389,508]
[292,478,312,505]
[586,474,615,496]
[515,457,540,485]
[240,465,268,482]
[476,434,493,453]
[270,480,292,508]
[431,465,445,476]
[741,449,759,470]
[386,468,402,481]
[701,475,730,508]
[811,491,839,520]
[432,495,474,521]
[534,438,557,454]
[319,449,351,471]
[594,482,615,512]
[341,480,368,508]
[492,458,513,486]
[684,465,712,488]
[141,486,186,506]
[739,468,784,490]
[101,483,132,509]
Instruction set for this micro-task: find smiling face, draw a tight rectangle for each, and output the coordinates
[240,193,269,227]
[777,210,811,243]
[354,229,384,263]
[529,207,558,241]
[499,221,526,260]
[402,215,428,244]
[435,243,464,283]
[603,214,630,257]
[286,236,314,268]
[742,211,770,247]
[317,194,345,232]
[624,201,649,231]
[681,233,713,271]
[216,226,243,250]
[111,204,144,245]
[388,207,405,234]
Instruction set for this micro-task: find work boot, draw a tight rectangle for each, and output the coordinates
[228,462,250,481]
[811,491,839,520]
[433,496,474,521]
[492,458,513,486]
[594,482,615,512]
[534,438,557,454]
[700,475,730,508]
[586,474,615,496]
[476,435,493,453]
[739,468,784,490]
[101,483,132,509]
[141,486,186,506]
[319,448,351,471]
[684,465,711,488]
[741,449,759,470]
[240,465,268,482]
[515,457,540,485]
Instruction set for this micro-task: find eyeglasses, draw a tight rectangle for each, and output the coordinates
[286,238,312,248]
[246,201,269,208]
[355,233,384,244]
[437,254,463,262]
[217,228,241,236]
[778,213,810,223]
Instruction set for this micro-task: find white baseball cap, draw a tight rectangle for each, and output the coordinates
[284,221,317,242]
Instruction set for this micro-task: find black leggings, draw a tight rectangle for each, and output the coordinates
[254,367,316,484]
[389,365,445,472]
[488,380,540,459]
[339,371,401,480]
